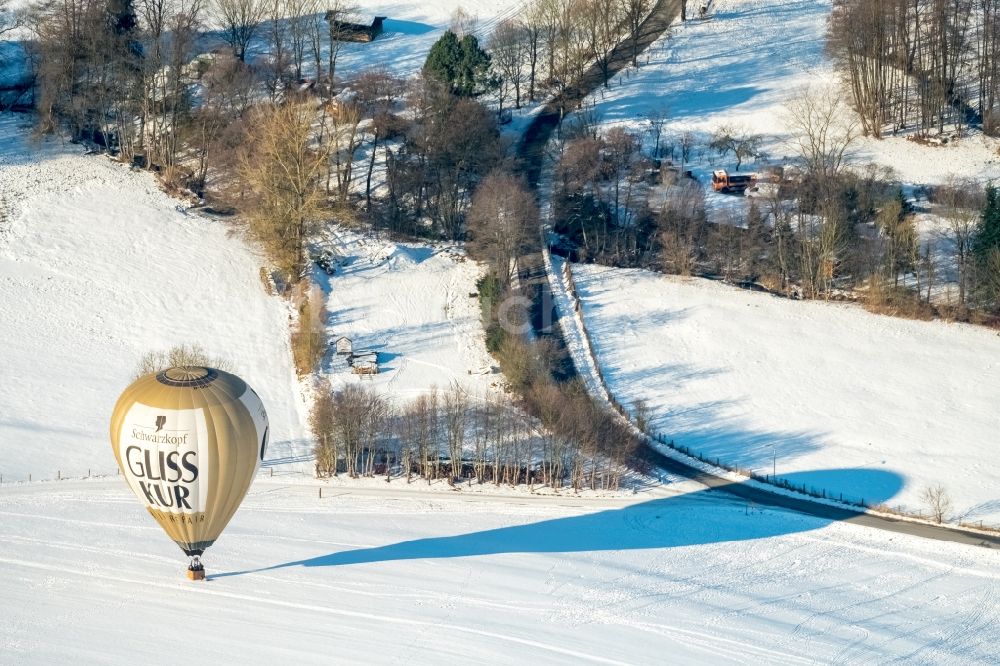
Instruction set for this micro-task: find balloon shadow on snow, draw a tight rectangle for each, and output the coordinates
[212,468,903,579]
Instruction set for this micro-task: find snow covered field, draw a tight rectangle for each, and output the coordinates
[3,477,999,664]
[314,229,500,402]
[579,0,1000,189]
[0,114,311,481]
[569,263,1000,525]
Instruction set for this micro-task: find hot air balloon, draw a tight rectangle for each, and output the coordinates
[110,367,268,580]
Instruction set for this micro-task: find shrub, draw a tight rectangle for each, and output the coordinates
[291,283,328,377]
[133,343,232,379]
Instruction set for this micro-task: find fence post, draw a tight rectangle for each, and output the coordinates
[319,487,323,499]
[57,470,60,481]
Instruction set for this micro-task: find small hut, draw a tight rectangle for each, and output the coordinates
[334,336,353,356]
[326,14,386,43]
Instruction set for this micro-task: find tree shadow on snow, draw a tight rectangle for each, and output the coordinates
[212,468,902,578]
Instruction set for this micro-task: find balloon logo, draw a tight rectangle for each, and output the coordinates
[110,367,268,580]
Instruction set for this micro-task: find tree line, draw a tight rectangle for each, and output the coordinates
[830,0,1000,137]
[310,380,636,490]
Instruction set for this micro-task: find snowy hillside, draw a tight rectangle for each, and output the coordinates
[314,229,500,401]
[2,477,998,664]
[0,114,311,481]
[580,0,1000,186]
[569,262,1000,525]
[225,0,528,82]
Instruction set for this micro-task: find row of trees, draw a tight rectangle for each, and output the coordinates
[479,0,653,113]
[310,381,634,490]
[830,0,1000,137]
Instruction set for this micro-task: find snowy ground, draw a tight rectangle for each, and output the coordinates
[569,263,1000,526]
[0,113,311,481]
[2,477,999,664]
[313,228,501,404]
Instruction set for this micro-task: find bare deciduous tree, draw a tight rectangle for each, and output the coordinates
[321,99,362,203]
[314,384,390,478]
[214,0,267,62]
[709,124,762,171]
[324,0,359,90]
[937,178,983,305]
[920,484,953,523]
[241,102,329,281]
[489,18,528,112]
[467,171,539,289]
[784,84,858,182]
[134,343,233,379]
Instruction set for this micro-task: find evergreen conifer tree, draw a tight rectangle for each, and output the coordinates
[976,183,1000,260]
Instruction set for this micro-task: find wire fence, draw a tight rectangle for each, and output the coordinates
[552,256,1000,534]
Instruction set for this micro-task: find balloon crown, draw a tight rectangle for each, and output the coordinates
[156,366,219,388]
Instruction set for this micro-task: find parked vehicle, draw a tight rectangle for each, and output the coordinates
[711,169,755,193]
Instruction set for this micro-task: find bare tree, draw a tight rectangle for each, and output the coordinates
[241,102,329,281]
[354,68,403,208]
[0,0,25,38]
[489,18,528,112]
[938,178,983,305]
[443,384,469,480]
[709,124,762,171]
[645,107,668,158]
[784,84,858,182]
[214,0,267,62]
[679,131,696,170]
[285,0,312,79]
[450,7,477,36]
[324,0,359,90]
[316,384,389,478]
[311,378,339,476]
[321,99,362,203]
[920,484,953,523]
[580,0,627,88]
[467,171,539,289]
[620,0,651,67]
[134,343,233,379]
[658,180,707,275]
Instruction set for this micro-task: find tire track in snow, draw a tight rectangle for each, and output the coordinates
[0,556,635,666]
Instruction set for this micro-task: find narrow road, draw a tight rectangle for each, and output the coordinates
[511,2,1000,549]
[515,0,684,378]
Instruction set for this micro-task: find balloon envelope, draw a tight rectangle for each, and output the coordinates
[110,367,268,556]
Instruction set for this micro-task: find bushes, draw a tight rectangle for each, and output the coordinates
[291,283,328,377]
[133,344,232,379]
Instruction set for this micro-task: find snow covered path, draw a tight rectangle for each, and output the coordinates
[3,479,999,664]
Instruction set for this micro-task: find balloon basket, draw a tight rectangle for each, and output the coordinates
[187,556,206,581]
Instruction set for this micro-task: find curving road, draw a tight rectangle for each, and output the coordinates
[511,1,1000,549]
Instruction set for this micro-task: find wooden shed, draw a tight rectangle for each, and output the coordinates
[350,350,378,375]
[326,15,386,43]
[334,336,353,356]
